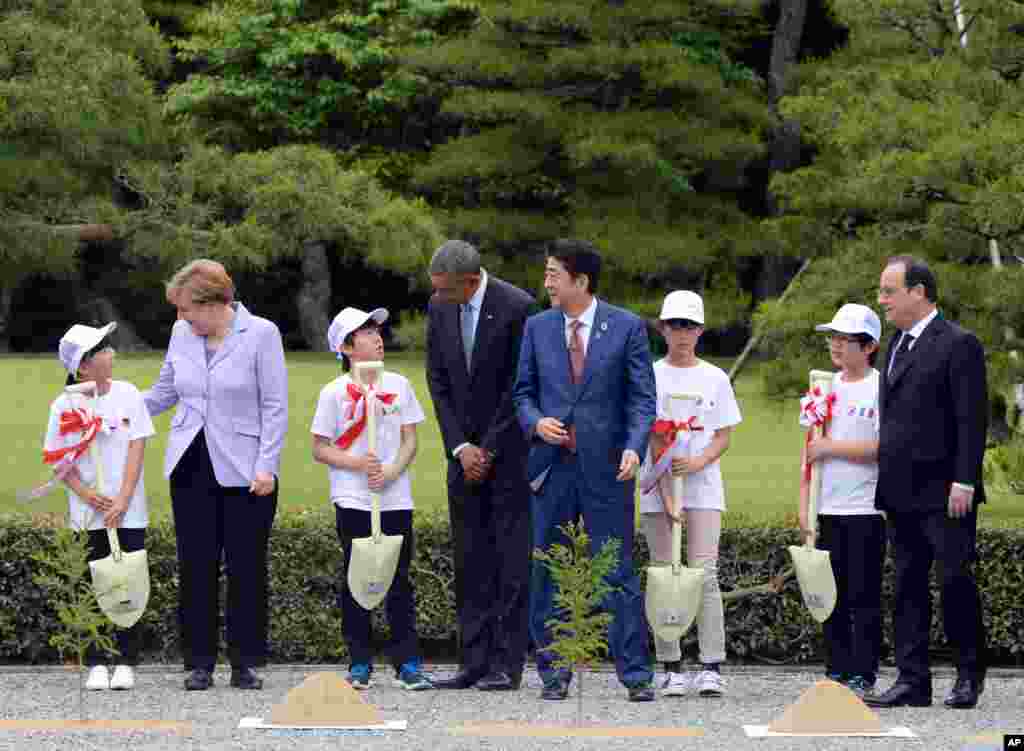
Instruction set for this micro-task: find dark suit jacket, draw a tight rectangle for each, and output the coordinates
[513,300,656,497]
[876,314,988,512]
[426,275,535,465]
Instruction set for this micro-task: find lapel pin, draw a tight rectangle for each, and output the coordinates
[600,321,608,331]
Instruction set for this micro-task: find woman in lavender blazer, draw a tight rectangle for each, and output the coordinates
[144,259,288,691]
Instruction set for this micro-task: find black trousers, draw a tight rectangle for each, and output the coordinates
[887,509,986,687]
[817,514,885,682]
[85,528,146,667]
[447,459,531,679]
[335,506,418,672]
[169,431,277,671]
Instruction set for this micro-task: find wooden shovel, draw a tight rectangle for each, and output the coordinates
[346,361,403,611]
[644,392,705,643]
[66,382,150,629]
[787,369,837,623]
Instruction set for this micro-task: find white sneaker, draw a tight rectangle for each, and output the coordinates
[85,665,109,691]
[694,669,725,697]
[661,671,691,697]
[109,665,135,690]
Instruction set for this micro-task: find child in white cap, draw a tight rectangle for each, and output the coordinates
[801,303,884,698]
[310,307,433,691]
[42,322,155,691]
[638,291,742,698]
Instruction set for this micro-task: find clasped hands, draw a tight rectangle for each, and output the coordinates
[535,417,640,481]
[459,445,494,484]
[363,452,397,492]
[83,489,130,528]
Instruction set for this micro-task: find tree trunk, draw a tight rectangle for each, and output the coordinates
[0,284,13,352]
[296,240,332,351]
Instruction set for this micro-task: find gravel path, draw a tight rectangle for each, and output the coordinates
[0,664,1020,751]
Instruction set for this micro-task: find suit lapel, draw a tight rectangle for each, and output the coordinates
[183,324,206,368]
[209,303,250,371]
[469,284,500,383]
[579,301,612,392]
[887,316,944,390]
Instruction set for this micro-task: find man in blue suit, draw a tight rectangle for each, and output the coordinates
[514,239,657,702]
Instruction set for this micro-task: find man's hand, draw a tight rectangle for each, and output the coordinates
[671,454,707,477]
[616,449,640,482]
[805,438,835,465]
[250,471,276,497]
[459,445,491,484]
[536,417,569,446]
[948,484,974,519]
[103,494,130,528]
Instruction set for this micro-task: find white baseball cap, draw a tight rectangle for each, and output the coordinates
[58,322,117,375]
[659,290,705,325]
[815,303,881,342]
[327,307,389,356]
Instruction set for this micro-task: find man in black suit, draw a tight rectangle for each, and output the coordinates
[426,240,535,691]
[866,255,988,710]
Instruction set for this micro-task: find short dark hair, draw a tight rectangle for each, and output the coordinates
[66,336,111,385]
[851,333,879,367]
[549,239,602,295]
[887,255,937,302]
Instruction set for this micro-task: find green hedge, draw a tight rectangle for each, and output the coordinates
[2,511,1021,665]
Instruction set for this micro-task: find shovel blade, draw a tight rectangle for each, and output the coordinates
[787,545,837,623]
[645,564,704,643]
[348,534,404,611]
[89,550,150,628]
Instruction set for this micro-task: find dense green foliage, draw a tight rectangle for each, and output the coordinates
[756,0,1024,420]
[0,0,170,284]
[4,511,1023,665]
[402,0,772,320]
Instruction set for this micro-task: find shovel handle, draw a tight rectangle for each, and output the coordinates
[806,370,833,549]
[352,362,385,540]
[671,473,684,571]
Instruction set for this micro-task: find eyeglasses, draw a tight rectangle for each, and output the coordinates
[664,319,701,331]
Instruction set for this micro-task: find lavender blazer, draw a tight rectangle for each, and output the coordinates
[144,302,289,487]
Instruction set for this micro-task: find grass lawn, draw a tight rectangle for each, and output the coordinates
[3,352,1021,528]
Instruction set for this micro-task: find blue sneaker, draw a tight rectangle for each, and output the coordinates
[826,671,846,684]
[844,674,876,699]
[347,663,372,690]
[394,661,433,691]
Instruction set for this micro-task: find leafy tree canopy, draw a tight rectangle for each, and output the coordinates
[756,0,1024,416]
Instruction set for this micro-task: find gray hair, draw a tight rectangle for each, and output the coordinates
[429,240,481,275]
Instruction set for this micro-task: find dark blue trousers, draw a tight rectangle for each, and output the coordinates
[529,454,652,687]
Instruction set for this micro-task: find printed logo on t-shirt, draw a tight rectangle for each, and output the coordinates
[847,401,876,420]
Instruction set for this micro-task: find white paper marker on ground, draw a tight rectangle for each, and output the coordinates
[743,724,916,738]
[239,717,407,731]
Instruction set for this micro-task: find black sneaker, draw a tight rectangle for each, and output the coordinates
[627,682,655,702]
[541,675,570,700]
[184,668,213,691]
[230,667,264,690]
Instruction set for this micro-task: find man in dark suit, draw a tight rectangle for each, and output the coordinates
[426,239,535,691]
[866,255,988,710]
[513,239,657,702]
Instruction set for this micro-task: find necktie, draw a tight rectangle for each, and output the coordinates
[888,332,914,378]
[566,320,585,452]
[460,302,475,371]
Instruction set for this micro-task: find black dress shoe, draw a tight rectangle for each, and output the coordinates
[184,668,213,691]
[627,683,655,702]
[540,675,570,700]
[433,670,485,689]
[944,676,982,709]
[230,667,264,690]
[863,682,932,708]
[477,671,520,691]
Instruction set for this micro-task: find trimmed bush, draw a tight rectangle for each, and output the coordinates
[2,511,1021,665]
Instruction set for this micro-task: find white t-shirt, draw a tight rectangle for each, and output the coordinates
[639,359,742,513]
[44,380,156,531]
[310,371,425,511]
[818,370,881,516]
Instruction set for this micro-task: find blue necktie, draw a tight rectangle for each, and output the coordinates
[461,303,475,371]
